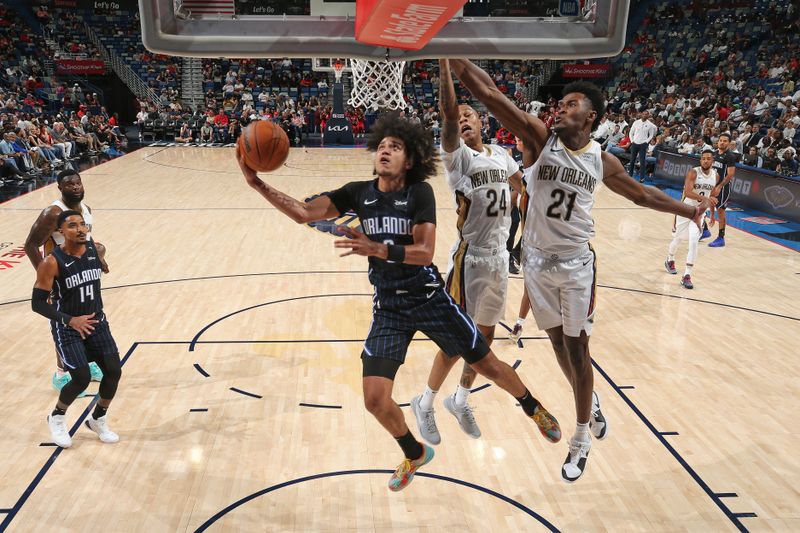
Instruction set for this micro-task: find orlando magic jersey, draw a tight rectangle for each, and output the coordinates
[686,166,717,207]
[326,180,442,291]
[712,149,739,185]
[51,240,104,318]
[523,135,604,256]
[441,139,518,250]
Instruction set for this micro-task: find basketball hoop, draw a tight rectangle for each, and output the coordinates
[333,60,345,83]
[348,59,406,111]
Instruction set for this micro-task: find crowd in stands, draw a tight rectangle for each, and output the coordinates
[38,7,103,61]
[0,6,127,182]
[591,0,800,177]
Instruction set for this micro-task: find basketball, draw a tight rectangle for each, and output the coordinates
[237,121,290,172]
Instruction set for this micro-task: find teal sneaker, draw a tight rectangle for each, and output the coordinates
[388,444,435,492]
[52,372,89,397]
[89,362,104,382]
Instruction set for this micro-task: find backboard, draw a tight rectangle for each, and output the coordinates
[139,0,630,60]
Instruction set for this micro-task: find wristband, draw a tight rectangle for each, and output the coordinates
[386,244,406,263]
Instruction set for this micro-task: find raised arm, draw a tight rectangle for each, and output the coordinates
[236,148,339,223]
[601,152,714,219]
[448,59,549,154]
[438,59,461,153]
[24,205,60,270]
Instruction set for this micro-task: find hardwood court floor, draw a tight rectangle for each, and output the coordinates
[0,146,798,532]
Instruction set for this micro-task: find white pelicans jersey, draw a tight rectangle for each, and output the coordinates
[684,166,717,207]
[441,139,519,251]
[523,135,604,257]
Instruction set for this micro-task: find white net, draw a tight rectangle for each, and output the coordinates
[348,59,407,111]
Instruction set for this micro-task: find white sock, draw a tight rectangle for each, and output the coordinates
[516,317,526,327]
[56,369,69,378]
[419,386,437,411]
[684,264,693,276]
[573,422,591,443]
[454,385,470,407]
[667,254,675,261]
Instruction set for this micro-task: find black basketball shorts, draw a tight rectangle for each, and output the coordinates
[361,286,490,378]
[50,314,119,370]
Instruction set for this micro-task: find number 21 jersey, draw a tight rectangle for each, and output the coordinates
[524,135,604,256]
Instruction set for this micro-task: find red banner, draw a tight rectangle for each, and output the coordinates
[355,0,467,51]
[562,64,611,78]
[55,59,106,75]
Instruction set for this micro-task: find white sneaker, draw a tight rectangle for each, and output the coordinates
[509,323,523,344]
[47,414,72,448]
[410,395,441,445]
[443,394,481,439]
[85,416,119,443]
[561,438,592,483]
[589,391,609,440]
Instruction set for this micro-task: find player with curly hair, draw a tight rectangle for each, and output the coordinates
[236,112,561,492]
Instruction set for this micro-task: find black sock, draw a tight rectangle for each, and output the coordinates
[52,406,66,417]
[395,430,423,460]
[702,221,709,232]
[516,389,541,417]
[92,405,108,420]
[719,228,725,238]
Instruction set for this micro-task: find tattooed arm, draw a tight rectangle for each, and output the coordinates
[236,147,339,223]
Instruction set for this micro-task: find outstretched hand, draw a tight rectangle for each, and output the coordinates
[694,196,717,228]
[235,144,263,188]
[333,226,383,258]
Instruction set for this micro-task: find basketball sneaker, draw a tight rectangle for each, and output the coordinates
[700,228,712,240]
[47,414,72,448]
[664,259,677,275]
[85,416,119,443]
[531,405,561,443]
[681,274,694,289]
[589,391,608,440]
[561,438,592,483]
[89,362,104,382]
[509,255,520,274]
[443,394,481,439]
[509,323,523,344]
[410,395,441,445]
[708,236,725,247]
[388,444,434,492]
[52,372,88,397]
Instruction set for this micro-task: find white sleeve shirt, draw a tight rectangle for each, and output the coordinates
[630,119,657,144]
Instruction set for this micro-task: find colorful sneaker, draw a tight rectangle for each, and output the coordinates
[89,362,104,382]
[85,416,119,443]
[589,391,608,440]
[47,414,72,448]
[410,395,441,445]
[708,236,725,247]
[561,438,592,483]
[388,444,435,492]
[509,323,523,344]
[700,228,712,240]
[443,394,481,439]
[531,405,561,443]
[680,274,694,289]
[52,372,88,398]
[664,259,677,275]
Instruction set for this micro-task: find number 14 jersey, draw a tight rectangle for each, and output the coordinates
[441,139,518,250]
[523,135,604,257]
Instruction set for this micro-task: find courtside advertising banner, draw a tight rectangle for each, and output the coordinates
[655,151,800,222]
